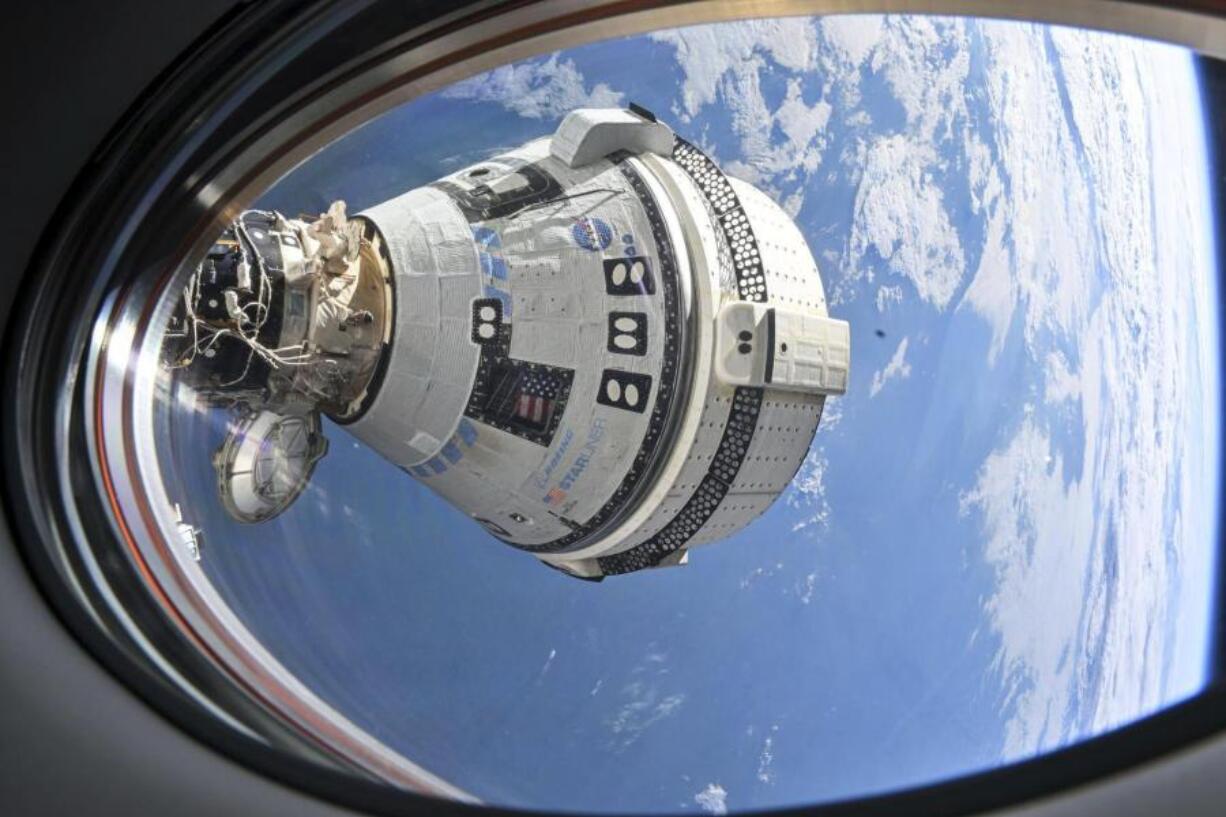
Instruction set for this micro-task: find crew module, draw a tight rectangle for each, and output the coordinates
[164,106,850,579]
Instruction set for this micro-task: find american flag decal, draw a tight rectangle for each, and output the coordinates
[466,354,573,446]
[515,393,552,425]
[545,487,567,506]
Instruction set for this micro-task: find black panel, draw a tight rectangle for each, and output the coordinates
[603,256,655,295]
[433,161,563,222]
[628,101,657,122]
[764,307,776,383]
[465,356,573,444]
[470,297,503,345]
[607,311,647,356]
[463,290,573,447]
[596,370,652,413]
[475,517,511,537]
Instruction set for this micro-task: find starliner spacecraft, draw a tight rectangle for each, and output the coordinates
[165,106,850,579]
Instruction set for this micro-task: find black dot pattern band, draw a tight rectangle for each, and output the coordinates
[671,139,767,303]
[597,138,768,576]
[597,387,762,574]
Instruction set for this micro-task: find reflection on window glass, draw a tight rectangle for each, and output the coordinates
[138,14,1219,814]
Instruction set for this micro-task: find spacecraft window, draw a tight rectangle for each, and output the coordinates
[11,3,1226,817]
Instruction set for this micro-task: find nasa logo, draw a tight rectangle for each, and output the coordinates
[571,217,612,251]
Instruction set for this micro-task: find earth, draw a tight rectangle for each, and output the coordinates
[163,14,1219,815]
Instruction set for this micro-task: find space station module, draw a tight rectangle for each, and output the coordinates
[169,107,850,579]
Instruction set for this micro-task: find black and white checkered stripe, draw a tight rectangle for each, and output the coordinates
[597,139,768,576]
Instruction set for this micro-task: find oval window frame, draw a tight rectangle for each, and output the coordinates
[4,1,1226,815]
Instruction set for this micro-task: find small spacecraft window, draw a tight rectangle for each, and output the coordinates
[87,13,1224,815]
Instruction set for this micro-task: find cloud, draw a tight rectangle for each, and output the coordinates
[606,685,685,752]
[956,23,1096,363]
[651,19,817,119]
[849,134,966,309]
[694,783,728,815]
[785,398,841,534]
[869,337,912,397]
[740,565,769,590]
[605,649,685,752]
[959,26,1218,758]
[756,727,778,783]
[535,648,557,684]
[960,418,1089,755]
[651,20,829,212]
[786,447,829,534]
[442,54,623,119]
[819,15,883,69]
[1042,351,1080,405]
[875,285,904,313]
[868,17,970,143]
[798,572,818,605]
[821,16,975,308]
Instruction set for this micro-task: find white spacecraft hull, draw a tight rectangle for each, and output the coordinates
[180,107,849,579]
[345,110,849,577]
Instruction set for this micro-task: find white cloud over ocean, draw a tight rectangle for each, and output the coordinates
[439,14,1219,789]
[605,648,686,753]
[693,783,728,815]
[958,25,1218,757]
[869,336,912,397]
[652,19,830,209]
[442,54,623,119]
[774,16,1217,764]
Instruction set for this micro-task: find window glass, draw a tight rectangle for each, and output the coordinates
[125,14,1222,813]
